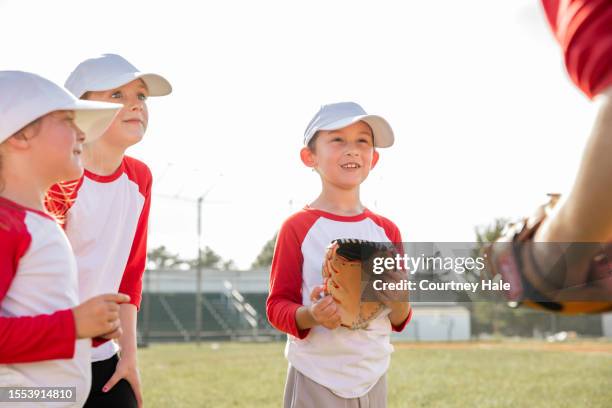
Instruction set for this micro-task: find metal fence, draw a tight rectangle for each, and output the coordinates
[137,268,282,345]
[136,269,607,345]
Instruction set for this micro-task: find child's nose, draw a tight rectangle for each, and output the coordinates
[129,97,145,111]
[345,143,360,156]
[76,128,86,142]
[71,120,86,141]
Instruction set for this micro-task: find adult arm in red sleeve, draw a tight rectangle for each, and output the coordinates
[0,220,76,363]
[542,0,612,98]
[118,171,152,310]
[266,222,310,339]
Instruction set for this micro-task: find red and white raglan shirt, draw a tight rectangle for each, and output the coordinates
[47,156,151,363]
[266,207,412,398]
[0,198,91,407]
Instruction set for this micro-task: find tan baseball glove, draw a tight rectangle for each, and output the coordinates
[322,239,393,330]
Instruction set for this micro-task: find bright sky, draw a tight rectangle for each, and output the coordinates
[0,0,599,269]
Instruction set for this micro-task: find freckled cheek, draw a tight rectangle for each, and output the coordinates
[326,148,343,160]
[358,151,371,165]
[318,159,337,175]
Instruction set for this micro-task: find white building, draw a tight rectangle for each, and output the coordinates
[603,313,612,337]
[392,303,471,342]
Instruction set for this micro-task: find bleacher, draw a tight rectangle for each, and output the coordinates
[138,292,281,342]
[242,293,274,329]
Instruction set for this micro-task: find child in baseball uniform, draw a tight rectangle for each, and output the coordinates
[266,102,412,408]
[45,54,172,408]
[0,71,129,407]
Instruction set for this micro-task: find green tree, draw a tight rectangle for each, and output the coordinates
[475,218,508,246]
[251,233,277,268]
[147,245,184,270]
[471,218,509,336]
[189,246,224,269]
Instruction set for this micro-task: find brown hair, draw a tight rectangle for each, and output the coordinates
[307,128,376,153]
[307,131,319,152]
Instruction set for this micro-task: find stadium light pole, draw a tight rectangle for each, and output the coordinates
[153,169,224,345]
[195,174,223,345]
[195,196,203,345]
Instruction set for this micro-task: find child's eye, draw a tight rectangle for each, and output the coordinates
[332,137,343,142]
[138,93,148,101]
[111,91,122,99]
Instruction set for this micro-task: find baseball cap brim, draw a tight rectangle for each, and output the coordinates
[319,115,394,148]
[82,72,172,97]
[59,99,122,143]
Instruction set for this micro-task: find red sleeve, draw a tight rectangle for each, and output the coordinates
[0,207,76,363]
[266,218,311,339]
[386,224,412,332]
[118,166,152,310]
[370,213,404,255]
[385,219,402,245]
[542,0,612,98]
[391,305,413,332]
[0,311,77,364]
[369,213,412,332]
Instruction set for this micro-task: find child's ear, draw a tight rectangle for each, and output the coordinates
[6,129,35,150]
[300,147,316,168]
[370,149,380,170]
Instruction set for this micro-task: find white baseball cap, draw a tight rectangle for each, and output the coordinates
[304,102,394,148]
[0,71,122,144]
[65,54,172,98]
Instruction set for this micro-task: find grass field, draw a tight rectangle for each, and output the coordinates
[140,340,612,407]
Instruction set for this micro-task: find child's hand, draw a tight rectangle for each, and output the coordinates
[368,267,411,327]
[388,302,412,328]
[102,351,143,408]
[72,293,130,339]
[374,267,410,307]
[309,285,342,329]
